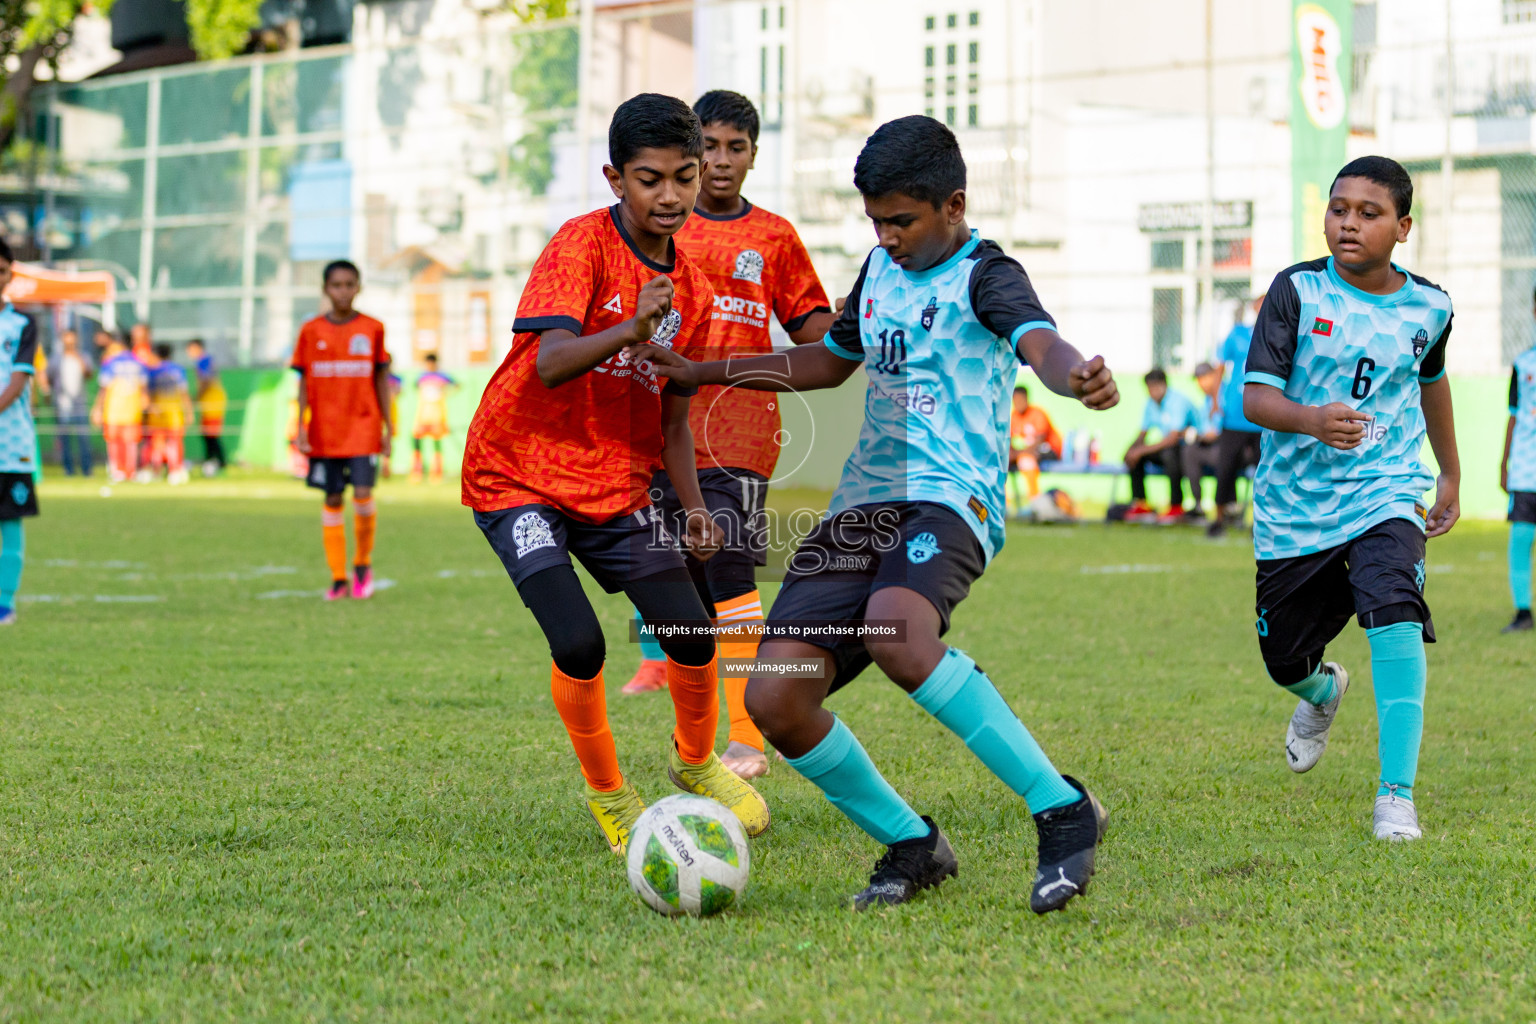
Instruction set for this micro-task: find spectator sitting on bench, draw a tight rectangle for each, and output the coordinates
[1007,383,1064,513]
[1125,367,1201,523]
[1180,361,1224,521]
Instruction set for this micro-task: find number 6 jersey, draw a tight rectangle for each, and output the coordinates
[822,231,1055,563]
[1245,256,1453,560]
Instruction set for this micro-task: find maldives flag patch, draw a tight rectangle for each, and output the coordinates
[1312,317,1334,336]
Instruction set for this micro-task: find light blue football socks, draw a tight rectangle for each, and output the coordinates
[1279,662,1339,706]
[910,648,1080,813]
[1510,521,1534,612]
[0,519,23,609]
[633,608,665,662]
[1368,622,1427,802]
[784,716,929,845]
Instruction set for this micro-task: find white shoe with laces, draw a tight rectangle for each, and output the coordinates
[1373,784,1422,841]
[1285,662,1350,773]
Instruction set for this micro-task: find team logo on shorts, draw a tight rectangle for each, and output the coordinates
[906,532,942,564]
[10,481,27,506]
[1412,329,1429,357]
[649,308,683,348]
[1414,558,1426,592]
[733,249,764,284]
[512,510,557,558]
[349,333,372,356]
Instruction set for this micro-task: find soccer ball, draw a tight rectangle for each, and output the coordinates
[626,795,750,917]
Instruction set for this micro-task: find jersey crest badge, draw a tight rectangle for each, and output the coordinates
[733,249,764,284]
[603,293,624,314]
[865,299,875,319]
[512,510,557,558]
[920,297,939,331]
[348,333,372,356]
[1312,317,1334,336]
[1412,328,1428,357]
[906,531,942,564]
[649,308,683,348]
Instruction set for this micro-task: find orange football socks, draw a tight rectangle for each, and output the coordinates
[550,662,623,792]
[321,506,348,581]
[714,589,766,752]
[666,654,720,765]
[353,497,377,567]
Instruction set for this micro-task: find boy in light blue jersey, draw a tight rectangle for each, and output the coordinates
[1243,156,1460,842]
[1124,367,1201,521]
[1500,299,1536,633]
[0,240,40,625]
[635,116,1120,913]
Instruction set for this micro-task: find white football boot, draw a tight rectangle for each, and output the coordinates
[1285,662,1350,773]
[1373,784,1422,841]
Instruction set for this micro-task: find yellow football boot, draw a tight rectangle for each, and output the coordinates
[667,744,770,837]
[585,780,647,856]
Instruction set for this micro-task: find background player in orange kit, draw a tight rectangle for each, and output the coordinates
[291,260,392,601]
[409,353,457,484]
[621,90,838,783]
[461,93,768,856]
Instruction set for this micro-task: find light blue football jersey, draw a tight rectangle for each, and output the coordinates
[1509,345,1536,494]
[0,303,39,475]
[1245,257,1452,560]
[1139,389,1199,438]
[823,231,1055,562]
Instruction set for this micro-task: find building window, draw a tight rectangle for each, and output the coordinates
[1152,288,1184,368]
[1505,0,1536,23]
[945,105,955,126]
[968,10,979,25]
[967,72,979,95]
[967,104,977,127]
[925,46,934,68]
[925,77,935,100]
[761,5,768,29]
[946,12,957,27]
[1151,239,1185,271]
[946,43,956,65]
[968,41,978,63]
[926,15,935,29]
[945,74,956,98]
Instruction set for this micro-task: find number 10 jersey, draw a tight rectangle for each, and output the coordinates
[822,232,1056,563]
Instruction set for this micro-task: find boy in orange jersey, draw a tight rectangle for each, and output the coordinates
[621,91,837,783]
[291,259,391,600]
[1007,383,1063,512]
[462,93,768,856]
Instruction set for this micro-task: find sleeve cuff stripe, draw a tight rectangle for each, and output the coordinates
[514,315,583,335]
[13,365,35,375]
[824,338,864,361]
[1419,369,1447,384]
[1243,372,1288,389]
[1009,321,1057,345]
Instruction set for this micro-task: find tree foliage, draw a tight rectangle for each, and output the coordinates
[0,0,113,154]
[184,0,265,62]
[505,0,576,196]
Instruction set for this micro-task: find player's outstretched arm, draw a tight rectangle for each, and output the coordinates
[1015,328,1118,410]
[536,275,673,387]
[1243,383,1369,450]
[659,392,723,561]
[1421,375,1461,538]
[1501,414,1516,494]
[629,339,860,394]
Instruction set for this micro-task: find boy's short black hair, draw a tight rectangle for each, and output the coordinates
[609,93,704,171]
[187,337,205,351]
[853,115,966,208]
[153,342,173,360]
[0,238,13,264]
[1332,156,1413,219]
[424,352,438,363]
[323,259,360,284]
[1014,384,1029,396]
[1145,368,1168,386]
[694,90,760,144]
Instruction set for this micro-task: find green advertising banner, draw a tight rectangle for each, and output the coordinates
[1291,0,1352,261]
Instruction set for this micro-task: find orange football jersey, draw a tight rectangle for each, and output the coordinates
[290,312,390,458]
[675,202,830,479]
[461,206,716,520]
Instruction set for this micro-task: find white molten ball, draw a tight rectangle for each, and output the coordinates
[626,794,750,917]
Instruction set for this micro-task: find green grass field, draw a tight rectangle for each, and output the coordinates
[3,474,1534,1023]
